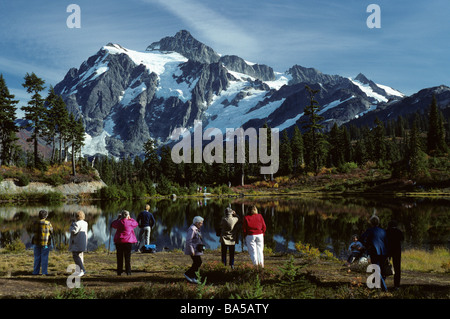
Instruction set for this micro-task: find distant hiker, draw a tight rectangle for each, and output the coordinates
[112,210,138,276]
[243,205,266,267]
[220,207,240,269]
[69,210,88,276]
[184,216,205,284]
[387,220,404,289]
[137,204,156,252]
[32,210,53,275]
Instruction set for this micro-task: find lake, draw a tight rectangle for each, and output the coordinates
[0,195,449,259]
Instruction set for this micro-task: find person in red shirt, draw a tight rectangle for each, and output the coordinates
[243,205,266,267]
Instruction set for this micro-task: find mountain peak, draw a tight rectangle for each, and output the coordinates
[354,73,371,84]
[146,30,220,64]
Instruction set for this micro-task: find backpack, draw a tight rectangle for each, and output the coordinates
[142,244,156,253]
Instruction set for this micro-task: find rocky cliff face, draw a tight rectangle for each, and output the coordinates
[53,30,449,159]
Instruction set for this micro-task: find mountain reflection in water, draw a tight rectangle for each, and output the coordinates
[1,196,449,258]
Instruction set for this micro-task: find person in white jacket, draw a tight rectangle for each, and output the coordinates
[69,210,88,276]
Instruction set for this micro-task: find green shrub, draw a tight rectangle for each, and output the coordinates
[3,239,26,253]
[338,162,358,174]
[15,174,30,186]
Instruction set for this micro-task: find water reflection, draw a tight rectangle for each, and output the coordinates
[1,196,449,258]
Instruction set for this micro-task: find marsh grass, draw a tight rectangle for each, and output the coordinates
[402,247,450,273]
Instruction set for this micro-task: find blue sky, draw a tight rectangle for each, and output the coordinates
[1,0,449,117]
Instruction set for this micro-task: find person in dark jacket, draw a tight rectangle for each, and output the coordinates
[361,215,388,291]
[136,204,156,251]
[387,220,404,289]
[220,207,240,269]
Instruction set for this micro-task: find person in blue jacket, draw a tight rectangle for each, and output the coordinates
[345,234,364,266]
[137,204,156,252]
[361,214,388,291]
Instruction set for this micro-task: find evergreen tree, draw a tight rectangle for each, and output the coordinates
[407,116,429,178]
[279,130,293,175]
[0,75,19,166]
[68,114,85,176]
[372,117,386,164]
[302,85,326,174]
[328,123,344,167]
[160,145,176,181]
[53,95,70,163]
[43,87,59,163]
[353,139,368,166]
[21,72,46,167]
[341,126,352,163]
[143,139,161,181]
[427,95,447,155]
[290,125,303,174]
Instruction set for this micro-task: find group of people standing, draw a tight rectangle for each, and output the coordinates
[31,205,156,277]
[345,215,404,291]
[30,204,403,291]
[31,209,89,276]
[183,205,267,283]
[31,203,266,284]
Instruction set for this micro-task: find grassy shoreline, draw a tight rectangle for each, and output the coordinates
[1,245,448,299]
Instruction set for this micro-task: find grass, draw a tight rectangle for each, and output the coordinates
[0,245,449,299]
[402,247,450,273]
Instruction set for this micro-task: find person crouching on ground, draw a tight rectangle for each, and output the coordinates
[69,210,88,276]
[112,210,138,275]
[344,234,364,266]
[184,216,205,284]
[243,205,266,267]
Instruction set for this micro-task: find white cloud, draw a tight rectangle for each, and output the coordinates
[147,0,261,57]
[0,56,65,84]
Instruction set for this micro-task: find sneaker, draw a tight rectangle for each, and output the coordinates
[184,274,194,283]
[77,271,85,277]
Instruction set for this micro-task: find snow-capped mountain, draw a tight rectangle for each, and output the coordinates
[53,30,448,159]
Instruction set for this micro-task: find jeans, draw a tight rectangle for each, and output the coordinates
[33,245,50,275]
[246,234,264,267]
[138,226,151,249]
[72,251,86,272]
[221,243,235,266]
[116,243,132,275]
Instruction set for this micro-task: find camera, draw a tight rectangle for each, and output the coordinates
[196,244,206,252]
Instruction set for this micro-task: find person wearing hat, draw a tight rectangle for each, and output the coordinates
[32,210,53,275]
[111,210,138,275]
[219,207,240,269]
[184,216,204,284]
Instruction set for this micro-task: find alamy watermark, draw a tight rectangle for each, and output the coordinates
[170,121,280,175]
[66,264,81,288]
[367,4,381,29]
[66,4,81,29]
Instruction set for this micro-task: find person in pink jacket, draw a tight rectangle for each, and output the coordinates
[112,210,138,275]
